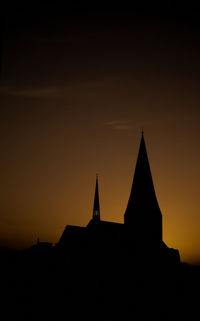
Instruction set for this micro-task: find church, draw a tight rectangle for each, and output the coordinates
[57,133,180,266]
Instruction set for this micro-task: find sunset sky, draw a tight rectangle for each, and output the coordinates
[1,6,200,264]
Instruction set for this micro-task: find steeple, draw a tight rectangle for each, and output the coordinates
[93,174,100,221]
[124,132,162,242]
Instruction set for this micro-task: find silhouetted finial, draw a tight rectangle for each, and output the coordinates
[142,128,144,136]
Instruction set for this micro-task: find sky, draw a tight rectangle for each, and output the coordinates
[1,6,200,264]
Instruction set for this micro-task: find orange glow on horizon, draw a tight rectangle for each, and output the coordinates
[1,11,200,265]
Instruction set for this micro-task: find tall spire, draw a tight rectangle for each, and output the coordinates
[93,174,100,221]
[124,133,162,242]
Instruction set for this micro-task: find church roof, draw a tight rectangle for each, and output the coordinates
[58,225,85,245]
[87,219,123,230]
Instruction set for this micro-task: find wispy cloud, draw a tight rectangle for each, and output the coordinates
[0,85,62,98]
[114,124,130,130]
[0,80,105,99]
[14,87,61,98]
[104,120,131,130]
[38,34,88,44]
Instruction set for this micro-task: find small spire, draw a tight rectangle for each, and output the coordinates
[93,175,100,221]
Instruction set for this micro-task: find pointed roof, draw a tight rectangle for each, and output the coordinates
[124,132,161,217]
[93,174,100,220]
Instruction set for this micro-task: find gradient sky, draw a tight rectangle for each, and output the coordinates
[1,7,200,264]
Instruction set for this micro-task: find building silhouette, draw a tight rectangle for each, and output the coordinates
[57,133,180,266]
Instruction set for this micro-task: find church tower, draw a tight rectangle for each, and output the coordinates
[92,174,100,221]
[124,132,162,243]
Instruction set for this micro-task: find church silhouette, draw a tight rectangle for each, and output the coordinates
[57,133,180,266]
[2,133,185,321]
